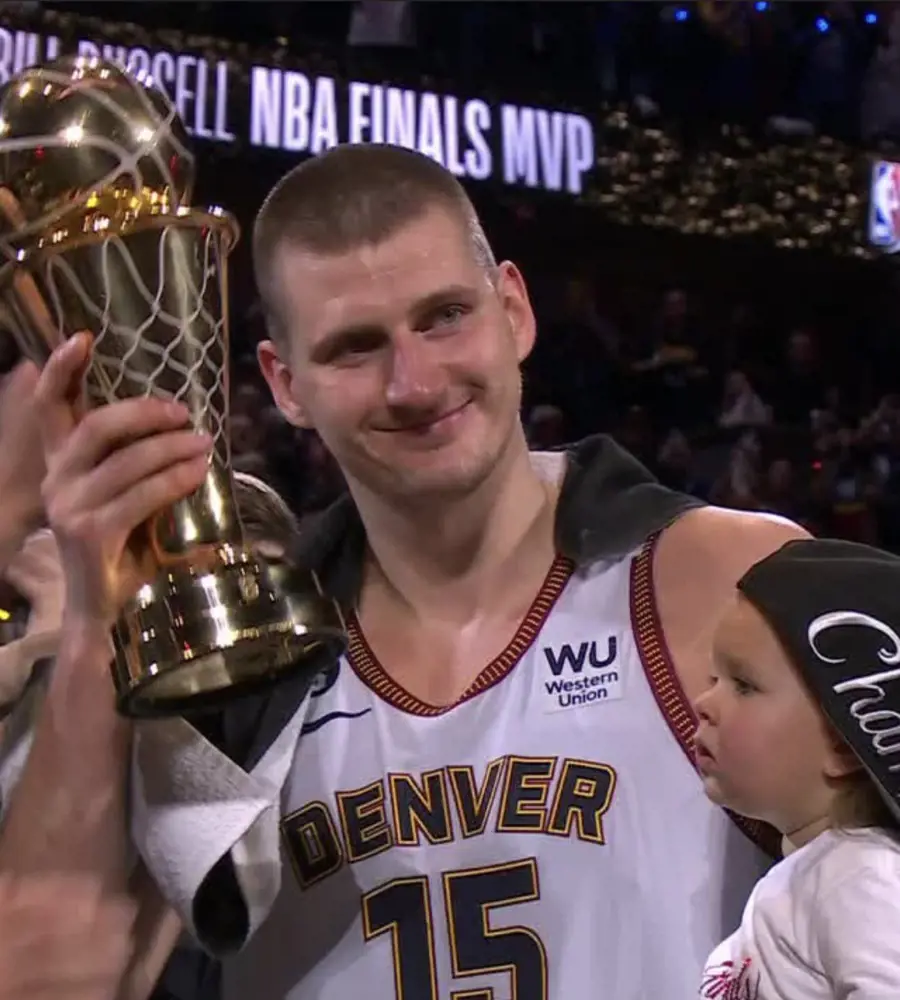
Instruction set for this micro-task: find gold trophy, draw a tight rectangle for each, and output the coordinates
[0,56,346,717]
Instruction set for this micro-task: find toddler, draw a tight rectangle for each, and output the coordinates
[695,538,900,998]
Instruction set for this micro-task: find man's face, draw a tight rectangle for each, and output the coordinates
[259,207,536,502]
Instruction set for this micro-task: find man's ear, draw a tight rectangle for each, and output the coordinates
[257,340,312,428]
[495,261,536,364]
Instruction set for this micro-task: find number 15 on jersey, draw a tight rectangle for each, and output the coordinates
[361,858,548,999]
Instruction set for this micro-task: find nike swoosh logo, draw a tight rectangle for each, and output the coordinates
[300,708,373,736]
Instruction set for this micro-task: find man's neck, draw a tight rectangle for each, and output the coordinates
[352,436,557,623]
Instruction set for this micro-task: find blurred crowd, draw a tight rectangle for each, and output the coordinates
[523,279,900,552]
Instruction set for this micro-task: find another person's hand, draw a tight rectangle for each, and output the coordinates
[0,359,45,542]
[4,530,65,639]
[0,872,136,1000]
[37,333,213,629]
[0,530,65,710]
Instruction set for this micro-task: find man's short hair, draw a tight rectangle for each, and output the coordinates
[252,144,496,346]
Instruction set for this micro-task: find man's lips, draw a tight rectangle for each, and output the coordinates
[377,400,472,433]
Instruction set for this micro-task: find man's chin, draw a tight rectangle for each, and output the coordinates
[381,449,499,500]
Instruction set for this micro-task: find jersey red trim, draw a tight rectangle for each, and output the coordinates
[346,554,575,717]
[630,532,781,860]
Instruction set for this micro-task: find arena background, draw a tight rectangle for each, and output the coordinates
[2,0,899,549]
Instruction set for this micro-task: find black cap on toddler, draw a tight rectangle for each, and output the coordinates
[738,538,900,824]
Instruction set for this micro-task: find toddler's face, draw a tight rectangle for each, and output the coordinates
[693,595,852,836]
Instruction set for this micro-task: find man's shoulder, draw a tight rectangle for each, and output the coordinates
[670,503,808,539]
[652,505,809,638]
[554,434,704,565]
[656,505,809,590]
[650,506,809,701]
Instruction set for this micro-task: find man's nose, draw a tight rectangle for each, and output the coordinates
[384,332,446,409]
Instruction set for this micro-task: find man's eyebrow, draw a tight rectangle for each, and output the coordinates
[408,284,480,317]
[309,324,386,364]
[309,284,481,363]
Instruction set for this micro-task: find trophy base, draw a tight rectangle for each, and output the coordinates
[111,549,347,719]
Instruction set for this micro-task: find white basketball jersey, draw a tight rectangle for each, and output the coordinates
[222,539,770,1000]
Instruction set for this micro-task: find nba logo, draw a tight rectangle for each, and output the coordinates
[869,160,900,253]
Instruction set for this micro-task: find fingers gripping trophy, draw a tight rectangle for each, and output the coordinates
[0,56,346,717]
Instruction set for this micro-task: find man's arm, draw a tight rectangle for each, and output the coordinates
[0,333,216,1000]
[654,505,811,703]
[0,872,136,1000]
[118,865,183,1000]
[0,619,132,887]
[0,636,186,1000]
[0,651,178,1000]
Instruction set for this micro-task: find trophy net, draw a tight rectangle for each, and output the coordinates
[2,211,241,559]
[51,223,229,466]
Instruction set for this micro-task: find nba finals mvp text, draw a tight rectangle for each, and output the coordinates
[0,26,597,196]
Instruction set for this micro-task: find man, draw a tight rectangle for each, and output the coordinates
[2,145,806,999]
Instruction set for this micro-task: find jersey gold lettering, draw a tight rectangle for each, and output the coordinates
[389,769,454,847]
[496,757,557,833]
[546,759,616,844]
[447,759,505,838]
[282,755,619,890]
[281,800,344,889]
[337,779,393,863]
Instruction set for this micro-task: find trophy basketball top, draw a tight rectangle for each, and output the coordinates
[0,55,198,252]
